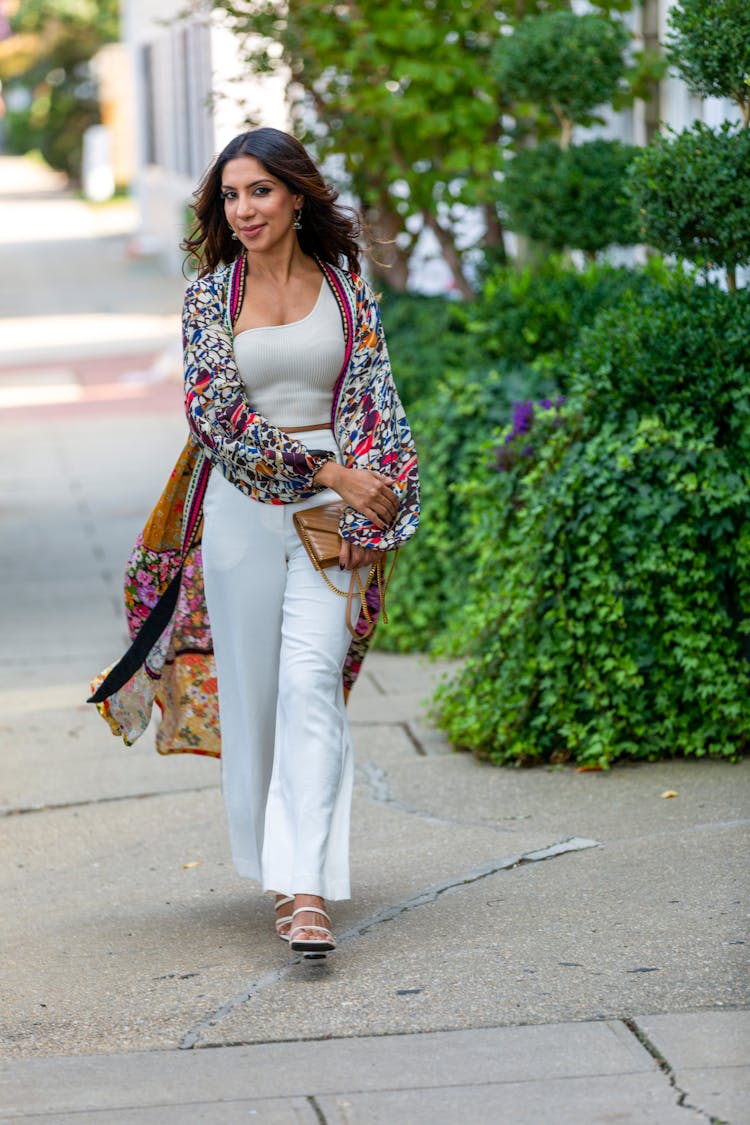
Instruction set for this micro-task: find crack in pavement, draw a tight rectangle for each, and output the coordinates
[179,835,600,1051]
[0,785,220,818]
[622,1018,726,1124]
[356,760,529,832]
[307,1094,328,1124]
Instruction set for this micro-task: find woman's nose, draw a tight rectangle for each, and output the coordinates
[236,194,255,218]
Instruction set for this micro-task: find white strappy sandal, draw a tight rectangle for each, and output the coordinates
[289,906,337,956]
[274,895,295,942]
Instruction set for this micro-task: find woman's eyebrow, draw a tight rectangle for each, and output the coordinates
[221,178,276,190]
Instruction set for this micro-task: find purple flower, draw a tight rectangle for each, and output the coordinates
[505,400,535,444]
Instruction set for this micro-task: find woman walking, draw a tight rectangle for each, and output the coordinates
[91,128,419,957]
[91,127,420,958]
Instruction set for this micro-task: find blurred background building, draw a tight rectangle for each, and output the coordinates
[122,0,288,271]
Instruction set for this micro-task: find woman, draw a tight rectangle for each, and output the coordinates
[179,128,419,955]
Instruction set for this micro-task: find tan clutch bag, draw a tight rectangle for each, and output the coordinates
[292,501,397,639]
[292,502,344,570]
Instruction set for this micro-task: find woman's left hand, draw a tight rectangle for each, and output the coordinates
[339,539,383,572]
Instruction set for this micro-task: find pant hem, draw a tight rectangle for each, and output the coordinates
[262,875,351,901]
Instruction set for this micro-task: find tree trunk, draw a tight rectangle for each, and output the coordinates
[420,210,475,299]
[483,203,507,263]
[727,267,737,294]
[362,200,413,291]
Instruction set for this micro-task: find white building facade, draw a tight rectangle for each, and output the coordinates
[122,0,288,272]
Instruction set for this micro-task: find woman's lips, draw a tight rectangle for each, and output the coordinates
[241,224,265,237]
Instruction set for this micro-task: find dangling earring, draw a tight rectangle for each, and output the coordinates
[293,208,303,230]
[230,228,239,240]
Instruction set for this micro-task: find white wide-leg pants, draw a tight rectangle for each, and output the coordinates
[201,429,361,901]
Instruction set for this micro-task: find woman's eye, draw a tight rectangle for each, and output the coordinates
[254,187,271,196]
[222,191,236,201]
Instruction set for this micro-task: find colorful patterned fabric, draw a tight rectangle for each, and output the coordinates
[90,259,420,757]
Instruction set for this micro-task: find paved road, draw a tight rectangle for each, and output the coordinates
[0,157,747,1123]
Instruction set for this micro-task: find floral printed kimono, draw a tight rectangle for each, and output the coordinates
[89,257,420,758]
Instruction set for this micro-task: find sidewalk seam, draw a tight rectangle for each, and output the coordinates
[622,1018,728,1125]
[355,759,526,833]
[1,785,220,819]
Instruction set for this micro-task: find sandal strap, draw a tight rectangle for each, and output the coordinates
[274,895,294,911]
[291,906,331,924]
[290,924,334,939]
[275,917,293,931]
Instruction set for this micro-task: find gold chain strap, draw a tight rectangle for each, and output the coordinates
[314,552,398,639]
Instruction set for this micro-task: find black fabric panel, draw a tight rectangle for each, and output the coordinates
[87,570,183,704]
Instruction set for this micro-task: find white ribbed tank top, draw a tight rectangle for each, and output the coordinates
[233,280,345,428]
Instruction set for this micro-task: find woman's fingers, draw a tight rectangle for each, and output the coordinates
[339,538,351,571]
[338,541,382,572]
[333,468,400,529]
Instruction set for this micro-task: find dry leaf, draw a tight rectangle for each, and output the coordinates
[182,860,202,869]
[576,764,603,773]
[660,790,678,799]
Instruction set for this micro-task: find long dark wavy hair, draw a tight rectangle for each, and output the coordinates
[182,128,362,276]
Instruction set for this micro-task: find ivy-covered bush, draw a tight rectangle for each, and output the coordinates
[379,362,554,652]
[381,258,651,410]
[379,261,649,652]
[377,288,474,408]
[435,276,750,767]
[458,258,652,369]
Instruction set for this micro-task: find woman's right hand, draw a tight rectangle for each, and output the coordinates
[315,462,398,530]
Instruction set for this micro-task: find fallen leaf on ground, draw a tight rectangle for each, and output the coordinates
[182,860,202,869]
[660,790,679,799]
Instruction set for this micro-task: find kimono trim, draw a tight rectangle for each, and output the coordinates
[89,259,420,757]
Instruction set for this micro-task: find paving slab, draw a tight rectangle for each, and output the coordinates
[669,1067,749,1125]
[13,1099,321,1124]
[2,774,543,1057]
[315,1073,702,1125]
[636,1011,750,1125]
[637,1010,750,1068]
[201,826,745,1049]
[0,1021,655,1118]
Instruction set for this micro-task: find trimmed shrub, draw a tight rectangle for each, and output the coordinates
[667,0,750,121]
[627,122,750,289]
[499,139,640,256]
[491,10,630,140]
[435,277,750,766]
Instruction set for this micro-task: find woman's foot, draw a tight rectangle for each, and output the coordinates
[289,894,336,955]
[273,893,295,942]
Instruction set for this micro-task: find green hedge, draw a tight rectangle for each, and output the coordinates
[434,276,750,766]
[379,261,653,652]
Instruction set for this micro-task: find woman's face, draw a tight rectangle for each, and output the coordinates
[221,155,302,254]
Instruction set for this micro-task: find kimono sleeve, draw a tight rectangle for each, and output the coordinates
[182,273,335,502]
[337,278,420,552]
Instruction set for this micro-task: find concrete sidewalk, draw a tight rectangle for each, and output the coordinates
[0,157,747,1123]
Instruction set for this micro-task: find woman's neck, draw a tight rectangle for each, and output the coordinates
[245,240,314,287]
